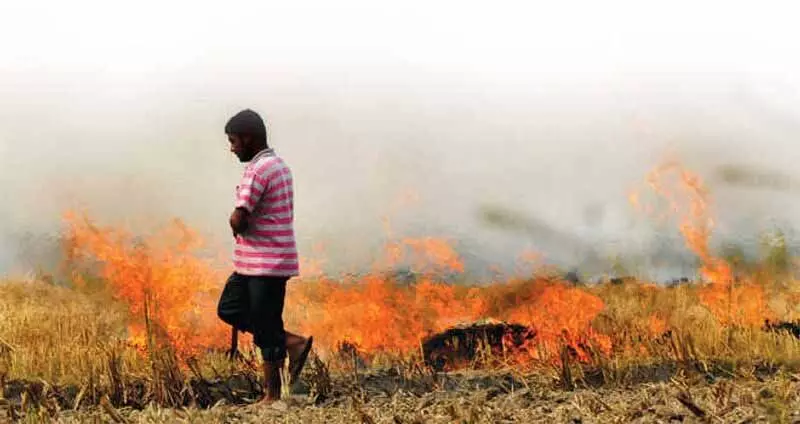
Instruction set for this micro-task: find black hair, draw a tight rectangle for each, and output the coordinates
[224,109,267,143]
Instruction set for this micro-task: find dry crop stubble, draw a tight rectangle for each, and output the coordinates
[2,275,800,422]
[3,159,800,421]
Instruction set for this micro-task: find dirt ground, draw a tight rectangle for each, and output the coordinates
[14,370,798,423]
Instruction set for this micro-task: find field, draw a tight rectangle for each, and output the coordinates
[2,269,800,423]
[2,161,800,423]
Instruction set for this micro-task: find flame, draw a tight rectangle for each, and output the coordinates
[63,210,610,364]
[632,159,774,327]
[287,276,487,357]
[63,211,234,357]
[286,275,610,364]
[61,158,783,368]
[647,314,667,337]
[697,283,772,327]
[497,281,610,362]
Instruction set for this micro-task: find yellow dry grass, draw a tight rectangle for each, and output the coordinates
[1,275,800,422]
[0,278,132,385]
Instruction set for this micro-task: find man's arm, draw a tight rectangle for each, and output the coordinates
[232,162,270,238]
[230,207,250,237]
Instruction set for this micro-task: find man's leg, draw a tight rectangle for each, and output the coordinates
[248,276,288,403]
[217,273,251,332]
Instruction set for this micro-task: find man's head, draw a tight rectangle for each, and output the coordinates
[225,109,268,162]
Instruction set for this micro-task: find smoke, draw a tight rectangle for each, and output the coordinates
[2,2,800,281]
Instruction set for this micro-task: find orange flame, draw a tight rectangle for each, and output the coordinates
[635,160,732,285]
[632,159,774,327]
[62,158,782,369]
[63,210,609,365]
[498,281,610,362]
[63,211,233,357]
[647,314,668,338]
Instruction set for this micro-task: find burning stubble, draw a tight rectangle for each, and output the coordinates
[58,159,798,367]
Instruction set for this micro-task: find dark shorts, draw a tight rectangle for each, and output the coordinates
[216,272,288,361]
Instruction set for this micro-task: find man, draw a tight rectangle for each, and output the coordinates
[217,109,313,404]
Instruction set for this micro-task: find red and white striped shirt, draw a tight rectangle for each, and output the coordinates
[233,148,299,277]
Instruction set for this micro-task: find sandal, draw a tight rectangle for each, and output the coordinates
[289,336,313,384]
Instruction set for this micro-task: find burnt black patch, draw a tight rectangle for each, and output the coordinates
[421,321,535,371]
[763,319,800,339]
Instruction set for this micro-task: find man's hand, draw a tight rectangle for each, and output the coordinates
[229,207,250,238]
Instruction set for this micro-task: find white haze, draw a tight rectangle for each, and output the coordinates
[2,0,800,281]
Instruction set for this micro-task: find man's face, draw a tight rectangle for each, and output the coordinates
[228,134,254,162]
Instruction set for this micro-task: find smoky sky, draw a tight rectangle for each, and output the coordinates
[2,1,800,281]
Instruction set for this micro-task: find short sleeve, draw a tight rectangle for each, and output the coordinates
[235,163,270,212]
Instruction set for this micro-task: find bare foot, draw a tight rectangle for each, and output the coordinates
[259,393,280,404]
[256,395,288,412]
[261,361,282,403]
